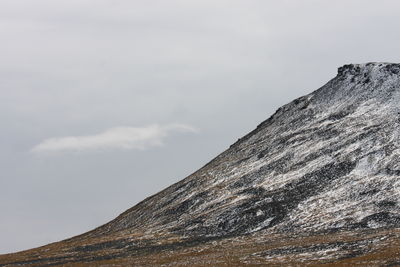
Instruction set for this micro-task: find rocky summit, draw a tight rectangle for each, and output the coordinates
[1,63,400,266]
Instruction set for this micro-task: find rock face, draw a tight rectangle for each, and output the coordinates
[1,63,400,266]
[101,62,400,236]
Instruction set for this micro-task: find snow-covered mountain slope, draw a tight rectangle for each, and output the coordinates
[1,63,400,266]
[99,62,400,237]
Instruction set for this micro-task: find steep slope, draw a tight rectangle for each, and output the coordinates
[1,63,400,266]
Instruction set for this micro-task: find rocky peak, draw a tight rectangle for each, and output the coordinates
[337,62,400,76]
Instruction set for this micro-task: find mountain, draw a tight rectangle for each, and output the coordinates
[1,63,400,266]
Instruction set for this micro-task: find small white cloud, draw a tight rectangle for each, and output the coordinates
[31,124,196,153]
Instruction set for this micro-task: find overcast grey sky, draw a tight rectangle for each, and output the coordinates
[2,0,400,253]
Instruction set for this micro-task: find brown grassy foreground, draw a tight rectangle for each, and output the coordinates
[1,227,400,266]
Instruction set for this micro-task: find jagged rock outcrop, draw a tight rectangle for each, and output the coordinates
[1,63,400,266]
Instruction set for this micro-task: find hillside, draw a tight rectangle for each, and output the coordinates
[1,63,400,266]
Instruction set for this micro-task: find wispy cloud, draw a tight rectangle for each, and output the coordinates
[31,124,196,152]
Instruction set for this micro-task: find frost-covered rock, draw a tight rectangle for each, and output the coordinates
[98,62,400,238]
